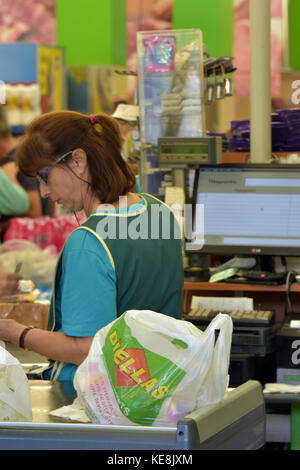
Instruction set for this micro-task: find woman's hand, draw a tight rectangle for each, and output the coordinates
[0,318,24,343]
[0,271,22,296]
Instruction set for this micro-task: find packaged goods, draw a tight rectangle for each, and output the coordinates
[18,280,35,293]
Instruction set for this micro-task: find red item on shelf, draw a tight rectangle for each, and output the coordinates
[3,213,86,254]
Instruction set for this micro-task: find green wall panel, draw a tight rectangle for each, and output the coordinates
[289,0,300,71]
[173,0,233,57]
[173,0,299,71]
[56,0,127,66]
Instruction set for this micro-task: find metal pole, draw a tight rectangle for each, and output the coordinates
[250,0,272,163]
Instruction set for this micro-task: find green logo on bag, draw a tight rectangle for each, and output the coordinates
[102,314,186,425]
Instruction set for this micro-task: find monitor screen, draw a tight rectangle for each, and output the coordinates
[185,164,300,257]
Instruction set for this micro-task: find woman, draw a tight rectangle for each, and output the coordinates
[0,111,183,384]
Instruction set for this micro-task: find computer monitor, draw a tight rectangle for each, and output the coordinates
[185,164,300,265]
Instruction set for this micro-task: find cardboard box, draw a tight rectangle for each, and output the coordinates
[0,302,49,330]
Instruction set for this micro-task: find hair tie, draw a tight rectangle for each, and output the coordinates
[89,114,96,125]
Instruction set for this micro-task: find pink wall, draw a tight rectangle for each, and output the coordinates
[0,0,56,44]
[127,0,173,70]
[234,0,283,97]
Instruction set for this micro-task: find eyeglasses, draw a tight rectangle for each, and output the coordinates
[36,150,73,185]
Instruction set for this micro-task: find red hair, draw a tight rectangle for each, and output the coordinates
[16,110,136,203]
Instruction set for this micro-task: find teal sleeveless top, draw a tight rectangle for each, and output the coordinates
[46,193,184,381]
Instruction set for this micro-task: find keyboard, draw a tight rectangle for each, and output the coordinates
[184,308,275,327]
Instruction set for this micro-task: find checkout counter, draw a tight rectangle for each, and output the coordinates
[0,343,265,450]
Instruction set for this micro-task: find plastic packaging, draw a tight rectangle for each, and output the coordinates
[0,240,57,287]
[143,35,176,73]
[74,310,233,427]
[3,214,86,254]
[0,343,32,422]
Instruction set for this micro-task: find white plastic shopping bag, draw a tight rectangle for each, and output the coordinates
[0,342,32,422]
[74,310,233,427]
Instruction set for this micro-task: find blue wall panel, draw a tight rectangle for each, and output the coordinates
[0,43,38,83]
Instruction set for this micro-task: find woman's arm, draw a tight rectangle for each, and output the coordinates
[0,319,93,365]
[0,233,117,367]
[2,162,42,217]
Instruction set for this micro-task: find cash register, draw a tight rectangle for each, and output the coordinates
[183,163,300,382]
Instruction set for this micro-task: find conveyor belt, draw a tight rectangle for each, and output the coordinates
[0,380,265,450]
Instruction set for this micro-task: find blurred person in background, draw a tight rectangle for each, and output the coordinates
[0,105,46,218]
[0,164,30,239]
